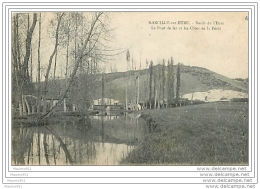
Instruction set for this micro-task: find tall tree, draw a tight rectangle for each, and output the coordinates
[145,59,149,108]
[42,13,64,114]
[171,57,174,100]
[101,73,105,105]
[28,14,33,83]
[53,46,58,80]
[12,14,20,113]
[126,49,130,110]
[12,13,37,115]
[22,13,37,85]
[156,65,161,109]
[74,13,78,66]
[30,47,33,82]
[64,12,114,112]
[136,58,141,106]
[64,19,71,85]
[153,65,158,109]
[59,13,73,112]
[167,57,175,107]
[176,63,181,100]
[37,13,41,114]
[41,12,107,118]
[149,61,153,109]
[167,60,170,107]
[162,59,166,108]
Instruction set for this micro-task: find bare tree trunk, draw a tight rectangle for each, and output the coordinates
[42,13,64,114]
[149,61,153,109]
[137,58,141,106]
[15,14,22,74]
[64,25,70,113]
[153,65,157,109]
[65,33,70,86]
[74,15,78,64]
[125,87,128,110]
[37,13,41,115]
[12,15,21,109]
[27,14,30,80]
[19,100,22,116]
[101,73,105,105]
[137,75,140,105]
[158,66,161,109]
[30,47,33,82]
[126,50,130,110]
[22,95,26,116]
[23,13,37,84]
[162,59,165,108]
[63,98,67,112]
[109,81,111,105]
[145,60,148,109]
[154,88,157,109]
[24,96,31,115]
[53,46,58,80]
[158,83,161,109]
[176,63,181,100]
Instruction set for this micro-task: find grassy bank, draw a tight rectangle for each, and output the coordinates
[121,102,248,165]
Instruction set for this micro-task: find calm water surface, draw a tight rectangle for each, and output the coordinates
[12,112,147,165]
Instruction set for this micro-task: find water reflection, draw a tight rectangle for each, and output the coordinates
[12,113,146,165]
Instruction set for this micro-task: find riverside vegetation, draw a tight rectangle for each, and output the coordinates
[121,102,248,165]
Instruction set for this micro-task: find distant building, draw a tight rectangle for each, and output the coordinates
[93,98,120,105]
[182,89,248,102]
[45,97,62,111]
[127,102,142,110]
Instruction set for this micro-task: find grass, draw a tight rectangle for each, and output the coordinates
[120,102,248,165]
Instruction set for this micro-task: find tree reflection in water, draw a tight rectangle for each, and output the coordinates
[12,113,146,165]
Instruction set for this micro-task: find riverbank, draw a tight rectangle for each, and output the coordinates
[12,109,134,128]
[12,111,87,128]
[121,102,248,165]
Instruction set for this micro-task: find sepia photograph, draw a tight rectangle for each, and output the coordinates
[11,11,249,166]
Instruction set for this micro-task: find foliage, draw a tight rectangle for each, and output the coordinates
[12,12,114,117]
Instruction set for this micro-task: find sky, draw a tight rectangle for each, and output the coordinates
[30,11,249,80]
[106,12,248,79]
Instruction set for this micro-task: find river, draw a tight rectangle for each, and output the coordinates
[12,112,147,165]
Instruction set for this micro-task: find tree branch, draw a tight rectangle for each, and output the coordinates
[40,12,103,118]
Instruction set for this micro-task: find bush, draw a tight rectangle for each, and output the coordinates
[230,98,248,102]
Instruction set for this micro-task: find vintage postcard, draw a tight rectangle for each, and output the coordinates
[11,11,249,167]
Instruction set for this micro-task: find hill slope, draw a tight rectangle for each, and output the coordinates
[95,65,248,103]
[41,65,248,105]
